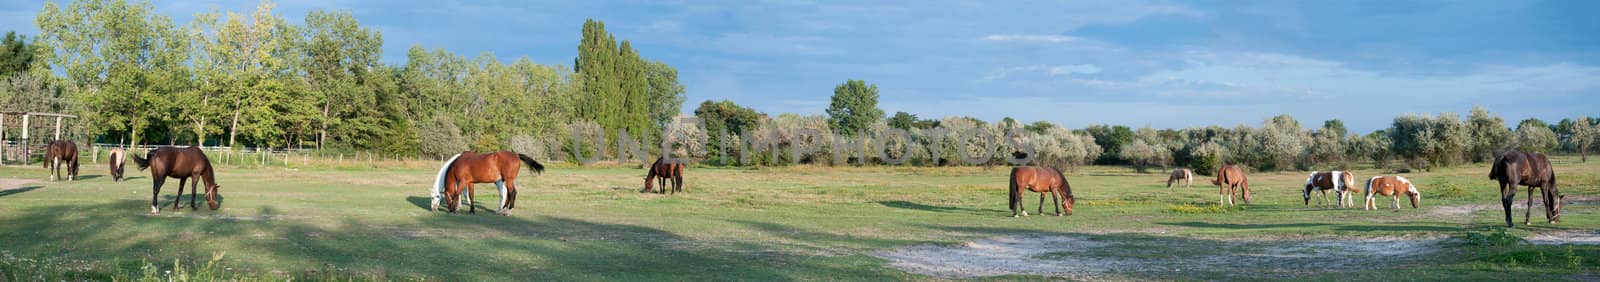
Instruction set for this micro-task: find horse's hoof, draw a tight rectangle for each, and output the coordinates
[1056,213,1063,217]
[1012,214,1019,218]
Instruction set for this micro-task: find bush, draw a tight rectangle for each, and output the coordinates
[416,115,468,159]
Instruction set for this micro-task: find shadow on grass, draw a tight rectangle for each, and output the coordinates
[0,200,884,280]
[875,201,994,215]
[0,185,42,197]
[1159,221,1328,230]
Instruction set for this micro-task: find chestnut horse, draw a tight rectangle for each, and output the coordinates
[1211,164,1251,206]
[435,151,545,215]
[641,157,685,194]
[108,147,127,181]
[1364,176,1420,210]
[1008,166,1075,217]
[1167,168,1193,189]
[1489,151,1562,227]
[1303,171,1356,208]
[43,140,79,181]
[131,147,221,215]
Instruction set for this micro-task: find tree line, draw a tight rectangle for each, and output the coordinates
[2,0,1596,170]
[2,0,684,162]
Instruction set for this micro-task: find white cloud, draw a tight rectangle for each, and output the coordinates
[981,34,1080,43]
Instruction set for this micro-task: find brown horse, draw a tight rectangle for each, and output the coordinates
[1489,151,1562,227]
[437,151,545,215]
[1364,175,1420,210]
[1211,164,1251,206]
[642,157,685,194]
[1008,166,1075,217]
[1303,171,1356,208]
[108,147,127,182]
[43,140,79,181]
[1167,168,1193,189]
[131,147,221,215]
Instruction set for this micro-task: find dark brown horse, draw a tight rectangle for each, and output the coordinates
[108,147,127,182]
[131,147,221,215]
[1211,164,1251,206]
[1490,151,1562,227]
[43,140,79,181]
[1167,168,1193,189]
[642,157,685,194]
[436,151,545,215]
[1009,166,1075,217]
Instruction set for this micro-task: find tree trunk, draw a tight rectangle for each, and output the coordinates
[319,99,330,149]
[229,97,243,148]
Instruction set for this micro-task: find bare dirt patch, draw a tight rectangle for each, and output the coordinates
[877,234,1445,279]
[1527,230,1600,245]
[0,178,40,191]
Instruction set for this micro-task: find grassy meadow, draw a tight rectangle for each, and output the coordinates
[1,155,1598,281]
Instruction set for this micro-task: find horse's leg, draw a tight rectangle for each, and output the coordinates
[674,173,683,194]
[1052,190,1063,216]
[150,176,166,215]
[1525,187,1538,225]
[1501,183,1516,228]
[190,176,200,211]
[172,178,187,210]
[467,183,477,214]
[1391,195,1400,210]
[1037,192,1045,215]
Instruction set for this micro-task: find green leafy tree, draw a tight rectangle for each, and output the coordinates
[0,31,38,77]
[191,1,296,148]
[645,60,685,133]
[1465,106,1511,162]
[1514,118,1558,153]
[825,79,884,137]
[693,100,766,164]
[300,9,382,149]
[1570,117,1598,162]
[37,0,192,147]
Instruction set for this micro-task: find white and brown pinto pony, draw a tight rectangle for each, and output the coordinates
[1364,176,1420,210]
[1303,171,1356,208]
[431,151,545,215]
[108,147,127,181]
[1167,168,1193,189]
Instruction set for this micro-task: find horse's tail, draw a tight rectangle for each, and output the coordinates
[132,151,152,171]
[1489,153,1507,180]
[1008,167,1020,213]
[517,153,545,174]
[432,153,464,211]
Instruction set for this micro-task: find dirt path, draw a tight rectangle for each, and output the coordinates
[877,234,1445,279]
[0,178,40,191]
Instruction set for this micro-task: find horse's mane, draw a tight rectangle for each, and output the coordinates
[1050,166,1072,197]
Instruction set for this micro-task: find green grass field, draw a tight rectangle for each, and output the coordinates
[2,156,1598,281]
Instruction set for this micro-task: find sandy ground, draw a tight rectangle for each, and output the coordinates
[877,234,1445,279]
[0,178,40,191]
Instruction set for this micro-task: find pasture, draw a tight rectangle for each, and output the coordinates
[2,157,1599,281]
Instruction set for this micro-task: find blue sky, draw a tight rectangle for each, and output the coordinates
[3,0,1597,132]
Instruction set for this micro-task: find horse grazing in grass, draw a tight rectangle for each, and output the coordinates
[131,147,221,215]
[1008,166,1075,217]
[1489,151,1562,227]
[1167,168,1193,189]
[1304,171,1356,208]
[434,151,545,215]
[641,157,685,194]
[1364,176,1420,210]
[43,140,79,181]
[1211,164,1251,206]
[108,147,127,182]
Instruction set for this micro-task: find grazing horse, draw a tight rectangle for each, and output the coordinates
[1166,168,1193,189]
[43,140,79,181]
[1364,176,1420,210]
[1303,171,1357,208]
[641,157,686,194]
[1211,164,1251,206]
[1489,151,1562,227]
[1008,166,1075,217]
[108,147,127,181]
[435,151,545,215]
[131,147,221,215]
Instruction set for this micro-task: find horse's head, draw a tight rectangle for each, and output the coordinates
[205,184,222,210]
[1063,194,1075,216]
[1406,181,1421,209]
[1547,191,1563,224]
[1303,183,1313,206]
